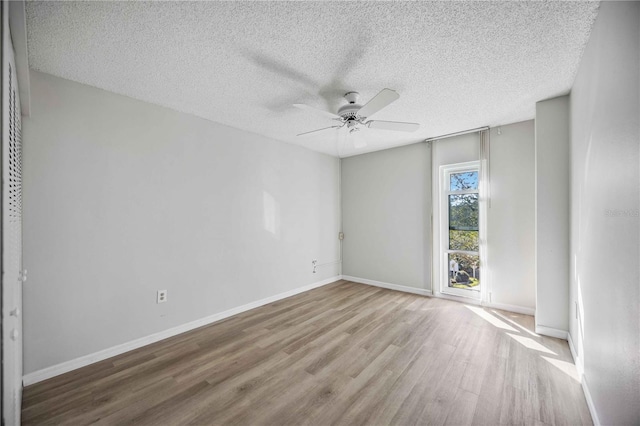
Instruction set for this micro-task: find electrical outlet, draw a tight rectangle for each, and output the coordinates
[157,290,168,304]
[338,232,344,240]
[312,259,318,274]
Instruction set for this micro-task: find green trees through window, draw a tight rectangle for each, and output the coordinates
[446,170,480,290]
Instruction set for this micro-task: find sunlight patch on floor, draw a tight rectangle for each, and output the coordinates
[507,333,557,355]
[490,310,540,338]
[542,356,581,382]
[465,305,517,332]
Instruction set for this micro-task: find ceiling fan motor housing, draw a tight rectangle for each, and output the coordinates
[344,91,359,104]
[338,92,363,121]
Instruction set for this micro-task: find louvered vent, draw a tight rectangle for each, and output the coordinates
[7,62,22,268]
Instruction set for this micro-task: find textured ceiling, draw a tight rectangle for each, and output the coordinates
[26,1,599,157]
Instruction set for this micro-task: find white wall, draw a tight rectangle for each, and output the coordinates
[487,121,535,312]
[535,95,570,334]
[22,71,341,374]
[569,2,640,424]
[341,143,431,290]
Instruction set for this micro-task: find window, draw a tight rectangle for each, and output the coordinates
[440,162,481,299]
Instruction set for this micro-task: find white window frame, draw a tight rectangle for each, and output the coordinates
[439,161,483,300]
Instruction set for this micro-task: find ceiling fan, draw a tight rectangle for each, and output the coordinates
[294,89,420,138]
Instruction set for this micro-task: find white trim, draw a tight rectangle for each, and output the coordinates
[342,275,432,296]
[568,333,599,426]
[342,276,535,316]
[438,161,483,301]
[482,301,535,316]
[580,374,601,426]
[433,292,535,316]
[23,275,342,386]
[534,324,568,340]
[567,332,583,376]
[434,292,483,305]
[8,0,30,116]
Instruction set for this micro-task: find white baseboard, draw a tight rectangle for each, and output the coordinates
[23,275,342,386]
[568,333,600,426]
[567,332,583,376]
[535,324,568,340]
[482,301,536,316]
[342,275,432,296]
[433,291,483,305]
[580,374,601,426]
[342,276,535,317]
[433,293,535,316]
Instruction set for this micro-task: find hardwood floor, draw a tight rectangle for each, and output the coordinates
[22,280,592,425]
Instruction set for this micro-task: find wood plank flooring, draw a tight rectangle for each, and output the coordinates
[22,280,592,425]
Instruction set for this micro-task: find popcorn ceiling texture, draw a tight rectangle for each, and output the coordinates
[26,1,599,157]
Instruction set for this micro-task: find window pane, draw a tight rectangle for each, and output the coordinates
[450,171,478,191]
[449,194,478,230]
[449,230,479,251]
[448,253,480,289]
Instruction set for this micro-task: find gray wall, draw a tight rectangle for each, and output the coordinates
[569,2,640,424]
[341,143,431,290]
[342,122,536,312]
[22,71,341,374]
[487,121,535,311]
[535,96,570,333]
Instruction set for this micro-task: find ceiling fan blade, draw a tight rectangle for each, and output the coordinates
[293,103,341,120]
[366,120,420,132]
[357,88,400,118]
[297,125,342,137]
